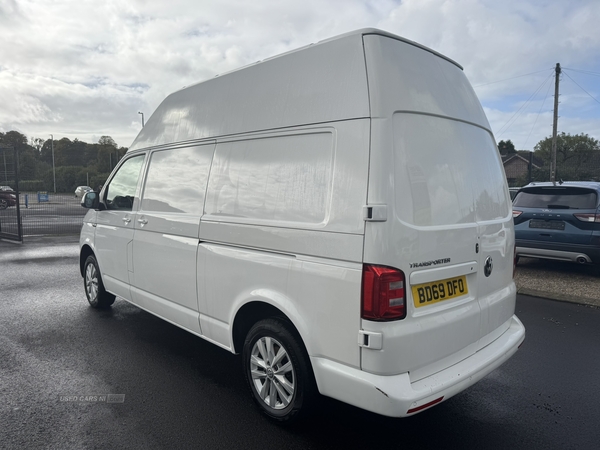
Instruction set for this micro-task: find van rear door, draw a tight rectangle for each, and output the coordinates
[361,34,514,379]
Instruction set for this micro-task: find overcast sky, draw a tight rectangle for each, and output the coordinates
[1,0,599,151]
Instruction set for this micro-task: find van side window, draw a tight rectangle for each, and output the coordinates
[141,147,210,215]
[104,155,145,211]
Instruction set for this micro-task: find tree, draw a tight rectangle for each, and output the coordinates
[54,137,73,167]
[0,130,29,150]
[1,131,128,192]
[96,136,125,172]
[498,139,516,155]
[40,138,54,165]
[534,132,600,180]
[98,136,117,148]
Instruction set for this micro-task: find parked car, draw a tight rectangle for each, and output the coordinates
[75,186,93,198]
[509,187,521,201]
[0,189,17,209]
[0,185,13,191]
[513,181,600,264]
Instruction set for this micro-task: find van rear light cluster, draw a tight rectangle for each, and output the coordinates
[574,213,600,223]
[361,264,406,321]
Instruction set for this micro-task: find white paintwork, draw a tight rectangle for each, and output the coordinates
[198,242,362,367]
[129,143,215,333]
[128,33,370,151]
[201,121,371,235]
[80,28,525,418]
[312,315,524,418]
[360,35,516,381]
[92,153,147,300]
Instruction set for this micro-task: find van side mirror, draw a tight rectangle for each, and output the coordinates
[81,191,99,209]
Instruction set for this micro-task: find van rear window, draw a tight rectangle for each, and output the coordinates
[392,113,509,226]
[513,188,597,209]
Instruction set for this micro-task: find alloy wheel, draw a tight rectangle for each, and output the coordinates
[250,336,296,410]
[85,262,98,301]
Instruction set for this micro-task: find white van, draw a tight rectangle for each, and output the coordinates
[79,28,525,422]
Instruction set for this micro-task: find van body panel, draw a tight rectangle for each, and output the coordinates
[206,132,334,227]
[199,223,364,263]
[476,221,517,340]
[198,243,362,368]
[361,36,516,378]
[130,231,200,313]
[129,143,214,317]
[198,243,293,349]
[94,211,135,301]
[130,284,202,335]
[363,34,488,128]
[202,120,371,235]
[129,35,370,150]
[312,314,524,418]
[93,153,147,301]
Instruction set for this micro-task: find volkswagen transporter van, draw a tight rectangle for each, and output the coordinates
[79,28,525,422]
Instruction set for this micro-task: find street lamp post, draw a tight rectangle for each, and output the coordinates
[138,111,145,127]
[50,134,56,193]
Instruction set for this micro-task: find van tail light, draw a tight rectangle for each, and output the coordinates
[362,264,406,321]
[574,213,600,223]
[512,210,522,218]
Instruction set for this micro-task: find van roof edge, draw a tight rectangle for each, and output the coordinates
[318,28,463,70]
[174,28,462,95]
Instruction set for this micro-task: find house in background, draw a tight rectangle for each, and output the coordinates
[501,151,543,187]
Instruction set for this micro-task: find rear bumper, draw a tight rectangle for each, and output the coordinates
[311,315,525,417]
[516,239,600,264]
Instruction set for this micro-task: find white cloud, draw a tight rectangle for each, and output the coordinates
[0,0,599,149]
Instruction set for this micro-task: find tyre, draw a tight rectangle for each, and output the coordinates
[0,199,7,210]
[242,318,316,423]
[83,255,116,308]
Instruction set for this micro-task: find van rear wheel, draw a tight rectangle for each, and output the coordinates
[242,318,315,423]
[83,255,115,308]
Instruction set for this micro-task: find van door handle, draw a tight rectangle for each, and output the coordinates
[138,218,148,225]
[123,217,131,224]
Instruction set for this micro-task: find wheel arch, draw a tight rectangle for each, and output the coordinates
[231,301,307,356]
[80,244,95,277]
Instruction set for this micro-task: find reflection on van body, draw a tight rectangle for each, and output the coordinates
[79,28,524,423]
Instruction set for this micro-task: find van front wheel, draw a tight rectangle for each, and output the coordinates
[83,255,115,308]
[242,318,315,423]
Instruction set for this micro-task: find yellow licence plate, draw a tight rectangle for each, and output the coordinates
[412,275,468,308]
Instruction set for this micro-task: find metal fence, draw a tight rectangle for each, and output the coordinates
[503,151,600,188]
[15,192,87,236]
[0,146,23,241]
